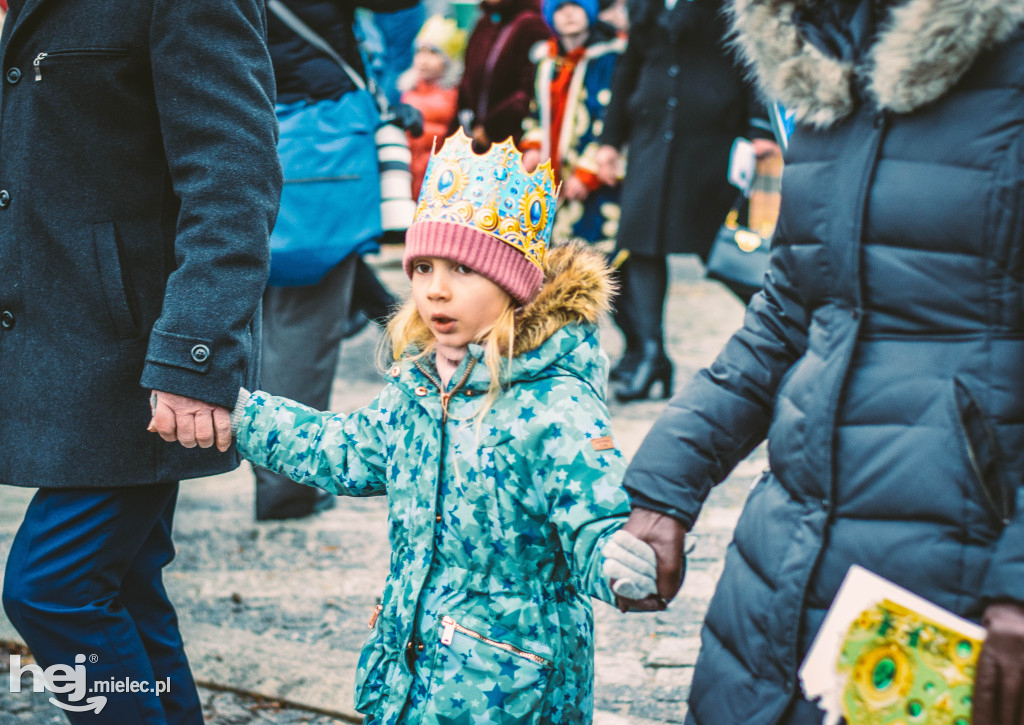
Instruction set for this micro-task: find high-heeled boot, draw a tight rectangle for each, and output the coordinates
[615,340,673,402]
[610,347,642,383]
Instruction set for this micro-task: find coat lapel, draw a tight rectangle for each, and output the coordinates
[6,0,48,42]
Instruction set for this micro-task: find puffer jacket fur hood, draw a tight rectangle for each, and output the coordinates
[514,241,615,357]
[730,0,1024,126]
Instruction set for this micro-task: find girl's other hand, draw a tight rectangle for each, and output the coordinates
[602,529,659,608]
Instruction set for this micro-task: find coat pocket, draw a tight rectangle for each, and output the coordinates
[953,377,1010,526]
[92,221,139,339]
[354,604,392,715]
[424,614,554,723]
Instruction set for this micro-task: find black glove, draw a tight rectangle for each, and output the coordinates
[386,103,424,138]
[974,601,1024,725]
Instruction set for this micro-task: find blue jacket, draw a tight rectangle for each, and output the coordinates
[237,244,631,723]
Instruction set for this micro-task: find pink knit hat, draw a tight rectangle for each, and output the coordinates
[402,131,557,306]
[403,221,545,305]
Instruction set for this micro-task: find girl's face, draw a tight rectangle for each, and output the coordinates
[411,257,512,350]
[553,3,589,36]
[413,46,447,84]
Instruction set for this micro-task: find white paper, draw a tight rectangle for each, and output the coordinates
[728,137,756,194]
[799,565,986,725]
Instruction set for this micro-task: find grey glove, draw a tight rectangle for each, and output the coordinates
[602,529,659,601]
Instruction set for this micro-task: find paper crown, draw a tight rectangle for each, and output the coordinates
[412,130,558,271]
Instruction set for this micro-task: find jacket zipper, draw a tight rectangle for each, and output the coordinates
[413,357,477,423]
[368,603,383,629]
[34,48,129,81]
[439,616,553,667]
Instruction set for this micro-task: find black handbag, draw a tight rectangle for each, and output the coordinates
[705,194,772,303]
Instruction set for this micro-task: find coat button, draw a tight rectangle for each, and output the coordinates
[0,190,11,208]
[417,643,425,651]
[666,97,678,109]
[435,514,442,523]
[667,64,679,77]
[663,130,674,142]
[414,386,428,396]
[5,68,20,84]
[389,365,400,377]
[0,310,13,329]
[190,344,210,363]
[821,498,830,511]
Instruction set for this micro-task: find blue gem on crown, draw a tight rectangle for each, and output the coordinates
[413,130,558,269]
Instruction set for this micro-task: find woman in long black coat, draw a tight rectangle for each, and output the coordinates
[597,0,768,401]
[616,0,1024,723]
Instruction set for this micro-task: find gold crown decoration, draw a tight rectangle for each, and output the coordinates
[413,130,559,269]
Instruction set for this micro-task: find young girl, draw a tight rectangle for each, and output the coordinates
[230,131,656,723]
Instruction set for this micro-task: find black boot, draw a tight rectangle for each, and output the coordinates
[610,348,642,383]
[615,340,673,402]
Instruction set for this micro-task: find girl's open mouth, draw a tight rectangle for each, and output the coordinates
[431,315,455,333]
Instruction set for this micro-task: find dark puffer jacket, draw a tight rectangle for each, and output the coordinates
[622,0,1024,723]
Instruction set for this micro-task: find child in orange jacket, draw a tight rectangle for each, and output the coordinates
[399,16,465,200]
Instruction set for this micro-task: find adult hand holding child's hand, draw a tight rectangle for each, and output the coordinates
[148,390,232,452]
[605,508,687,612]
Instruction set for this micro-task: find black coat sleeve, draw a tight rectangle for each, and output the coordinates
[624,224,810,527]
[140,0,282,409]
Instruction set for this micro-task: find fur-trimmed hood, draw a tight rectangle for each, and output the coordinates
[514,241,615,357]
[730,0,1024,127]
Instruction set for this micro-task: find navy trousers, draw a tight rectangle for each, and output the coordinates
[2,482,202,724]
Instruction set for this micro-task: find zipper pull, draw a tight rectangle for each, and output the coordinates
[368,603,383,629]
[440,616,455,645]
[33,52,47,81]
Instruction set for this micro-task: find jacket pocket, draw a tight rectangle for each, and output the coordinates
[425,614,554,722]
[93,221,140,339]
[354,604,391,715]
[953,377,1010,525]
[33,48,131,82]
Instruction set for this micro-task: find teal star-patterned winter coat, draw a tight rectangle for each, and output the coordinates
[235,244,630,723]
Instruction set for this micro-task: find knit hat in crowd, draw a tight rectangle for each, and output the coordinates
[542,0,599,31]
[415,15,467,63]
[403,131,558,305]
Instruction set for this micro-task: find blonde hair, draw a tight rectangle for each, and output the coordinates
[384,295,518,420]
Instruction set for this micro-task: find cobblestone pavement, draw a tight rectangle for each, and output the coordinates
[0,250,764,724]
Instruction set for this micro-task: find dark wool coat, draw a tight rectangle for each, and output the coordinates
[600,0,764,258]
[268,0,416,105]
[454,0,551,146]
[622,0,1024,723]
[0,0,282,488]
